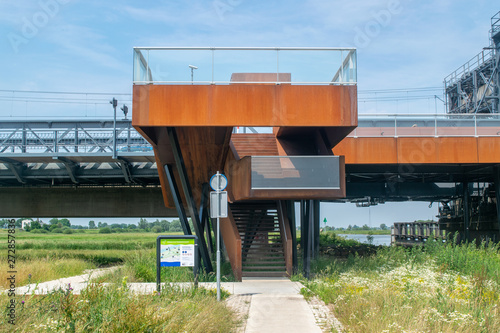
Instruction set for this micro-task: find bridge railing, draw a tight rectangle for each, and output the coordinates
[351,113,500,138]
[0,121,151,154]
[444,48,494,88]
[133,47,357,85]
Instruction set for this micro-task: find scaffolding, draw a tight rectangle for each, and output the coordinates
[444,11,500,114]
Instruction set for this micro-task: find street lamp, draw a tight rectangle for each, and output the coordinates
[121,105,128,120]
[110,98,118,159]
[189,65,198,84]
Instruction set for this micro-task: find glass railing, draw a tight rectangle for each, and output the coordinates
[351,113,500,137]
[251,156,341,189]
[133,47,356,85]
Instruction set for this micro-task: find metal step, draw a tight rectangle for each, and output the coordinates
[242,266,286,270]
[231,201,287,278]
[242,271,288,277]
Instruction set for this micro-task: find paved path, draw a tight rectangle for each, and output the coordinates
[16,267,117,295]
[16,272,338,332]
[223,278,323,333]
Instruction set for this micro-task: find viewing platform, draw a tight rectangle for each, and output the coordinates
[132,47,358,279]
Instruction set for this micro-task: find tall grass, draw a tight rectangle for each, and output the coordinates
[0,283,235,332]
[0,258,94,289]
[303,240,500,332]
[98,249,236,283]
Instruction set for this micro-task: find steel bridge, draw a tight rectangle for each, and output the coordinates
[0,120,175,217]
[0,120,156,187]
[2,114,498,193]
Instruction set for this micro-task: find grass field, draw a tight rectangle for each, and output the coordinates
[0,230,234,288]
[1,231,237,331]
[302,240,500,332]
[0,283,235,332]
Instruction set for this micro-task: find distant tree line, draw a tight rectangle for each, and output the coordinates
[321,223,389,231]
[1,217,189,234]
[94,218,187,234]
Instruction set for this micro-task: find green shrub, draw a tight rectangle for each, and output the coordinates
[31,229,48,234]
[63,229,73,234]
[52,228,63,233]
[99,227,112,234]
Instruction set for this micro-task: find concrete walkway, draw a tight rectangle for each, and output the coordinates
[16,273,338,332]
[223,277,323,333]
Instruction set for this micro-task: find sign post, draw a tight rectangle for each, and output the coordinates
[156,235,199,293]
[210,171,228,301]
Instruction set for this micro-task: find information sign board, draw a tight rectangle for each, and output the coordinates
[156,235,199,292]
[159,238,195,267]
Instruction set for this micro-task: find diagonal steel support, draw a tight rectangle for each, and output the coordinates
[166,127,213,272]
[164,164,192,235]
[53,157,79,184]
[3,162,25,184]
[116,158,133,183]
[198,183,214,255]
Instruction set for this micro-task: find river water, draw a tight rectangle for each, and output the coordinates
[337,234,392,246]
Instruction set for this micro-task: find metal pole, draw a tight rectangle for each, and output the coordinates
[494,166,500,242]
[216,171,221,301]
[156,237,161,293]
[111,98,117,159]
[463,182,470,242]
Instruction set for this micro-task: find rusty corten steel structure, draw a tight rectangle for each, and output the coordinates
[132,47,500,280]
[132,47,357,279]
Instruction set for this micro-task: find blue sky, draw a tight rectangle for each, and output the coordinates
[1,0,497,95]
[0,1,498,227]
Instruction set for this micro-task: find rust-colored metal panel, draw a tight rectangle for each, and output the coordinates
[278,201,293,277]
[336,136,500,164]
[225,155,251,203]
[478,137,500,163]
[333,137,398,164]
[277,85,357,127]
[220,207,242,281]
[132,85,357,127]
[397,138,440,164]
[397,137,478,164]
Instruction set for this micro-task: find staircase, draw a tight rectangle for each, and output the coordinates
[230,201,288,277]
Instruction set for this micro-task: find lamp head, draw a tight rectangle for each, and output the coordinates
[188,65,198,70]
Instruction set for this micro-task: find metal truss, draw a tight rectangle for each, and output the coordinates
[445,11,500,114]
[0,120,158,186]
